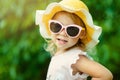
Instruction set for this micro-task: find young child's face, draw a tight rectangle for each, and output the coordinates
[50,12,82,51]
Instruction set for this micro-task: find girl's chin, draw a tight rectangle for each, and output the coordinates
[56,45,67,50]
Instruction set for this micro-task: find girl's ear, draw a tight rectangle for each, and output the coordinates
[79,30,86,39]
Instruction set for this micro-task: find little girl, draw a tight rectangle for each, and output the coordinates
[36,0,113,80]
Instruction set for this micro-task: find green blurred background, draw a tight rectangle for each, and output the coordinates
[0,0,120,80]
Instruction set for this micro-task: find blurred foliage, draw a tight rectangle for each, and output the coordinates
[0,0,120,80]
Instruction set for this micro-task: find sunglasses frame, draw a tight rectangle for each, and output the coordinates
[49,20,85,38]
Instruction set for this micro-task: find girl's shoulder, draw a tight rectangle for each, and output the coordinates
[66,47,90,78]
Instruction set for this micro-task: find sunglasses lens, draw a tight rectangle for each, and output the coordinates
[50,22,62,33]
[67,26,79,37]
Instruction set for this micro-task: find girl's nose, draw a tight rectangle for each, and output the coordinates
[59,28,67,37]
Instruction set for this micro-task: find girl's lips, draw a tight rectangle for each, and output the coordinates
[57,38,68,44]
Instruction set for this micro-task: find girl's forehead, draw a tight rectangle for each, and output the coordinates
[55,15,75,25]
[52,11,84,27]
[52,12,77,26]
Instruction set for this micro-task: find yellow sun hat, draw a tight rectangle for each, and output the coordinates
[35,0,102,50]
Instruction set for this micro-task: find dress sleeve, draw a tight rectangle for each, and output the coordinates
[68,49,89,79]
